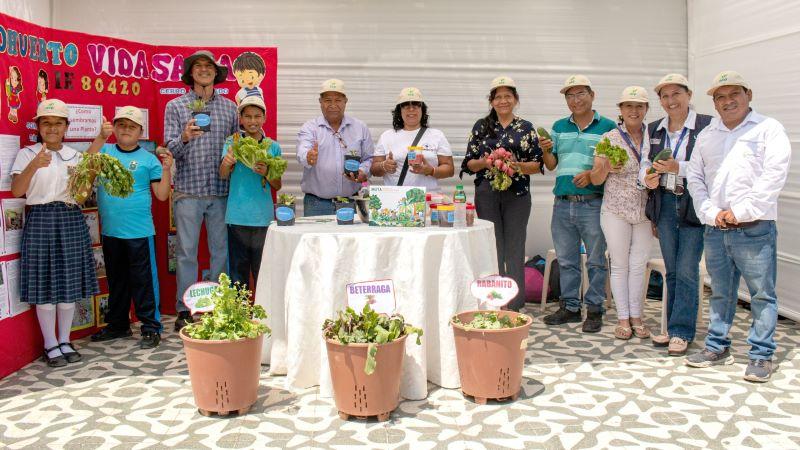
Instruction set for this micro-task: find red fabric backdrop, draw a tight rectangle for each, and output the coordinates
[0,12,277,378]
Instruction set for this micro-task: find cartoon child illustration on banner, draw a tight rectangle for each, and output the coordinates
[232,51,266,105]
[5,66,23,123]
[37,69,49,105]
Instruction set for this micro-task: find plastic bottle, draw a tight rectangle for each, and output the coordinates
[454,184,467,227]
[466,203,475,227]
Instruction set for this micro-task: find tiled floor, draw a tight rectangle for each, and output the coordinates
[1,297,799,449]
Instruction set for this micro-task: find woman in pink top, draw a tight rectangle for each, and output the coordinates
[589,86,652,341]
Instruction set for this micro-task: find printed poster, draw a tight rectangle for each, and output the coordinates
[71,297,94,331]
[1,198,25,255]
[83,209,101,246]
[0,263,8,321]
[0,134,20,191]
[94,293,109,328]
[4,259,26,316]
[92,247,106,278]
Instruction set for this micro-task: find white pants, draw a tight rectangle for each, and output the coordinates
[600,212,652,320]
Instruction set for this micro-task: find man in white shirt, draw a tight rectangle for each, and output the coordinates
[685,71,791,382]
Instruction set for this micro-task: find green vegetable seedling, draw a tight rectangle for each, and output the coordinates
[322,304,422,375]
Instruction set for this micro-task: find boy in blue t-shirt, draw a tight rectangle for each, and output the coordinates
[86,106,173,349]
[220,96,282,290]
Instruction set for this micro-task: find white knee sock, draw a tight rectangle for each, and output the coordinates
[56,303,76,353]
[36,304,60,358]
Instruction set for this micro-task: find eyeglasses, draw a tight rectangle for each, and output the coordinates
[400,101,423,109]
[565,91,590,101]
[332,131,347,150]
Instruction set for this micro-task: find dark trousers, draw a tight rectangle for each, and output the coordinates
[474,181,532,311]
[102,235,161,334]
[227,225,268,290]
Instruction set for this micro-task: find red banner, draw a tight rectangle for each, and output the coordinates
[0,12,278,378]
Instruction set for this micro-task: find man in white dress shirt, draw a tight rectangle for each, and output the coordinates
[685,71,791,382]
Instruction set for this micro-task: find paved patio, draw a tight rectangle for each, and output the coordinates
[1,297,799,449]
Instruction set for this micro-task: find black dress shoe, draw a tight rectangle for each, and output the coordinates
[174,312,194,332]
[140,332,161,349]
[43,346,67,368]
[91,328,133,342]
[58,343,82,363]
[543,306,582,325]
[582,311,603,333]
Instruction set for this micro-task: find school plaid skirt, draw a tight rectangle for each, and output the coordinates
[21,202,99,304]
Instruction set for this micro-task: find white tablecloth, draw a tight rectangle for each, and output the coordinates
[255,217,498,400]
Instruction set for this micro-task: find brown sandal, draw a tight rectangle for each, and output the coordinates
[614,325,633,340]
[632,324,650,339]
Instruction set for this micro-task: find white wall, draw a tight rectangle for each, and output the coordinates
[0,0,50,26]
[49,0,688,260]
[689,0,800,321]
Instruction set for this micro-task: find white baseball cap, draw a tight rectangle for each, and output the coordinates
[560,74,592,94]
[654,73,690,94]
[396,87,424,105]
[237,95,267,114]
[707,70,750,96]
[490,76,516,92]
[320,79,346,96]
[617,86,649,105]
[33,99,70,120]
[113,106,145,127]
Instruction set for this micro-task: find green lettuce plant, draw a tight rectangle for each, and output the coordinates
[183,273,270,340]
[322,304,422,375]
[452,311,529,330]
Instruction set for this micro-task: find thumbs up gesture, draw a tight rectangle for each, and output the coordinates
[383,151,398,174]
[307,141,319,166]
[99,116,113,140]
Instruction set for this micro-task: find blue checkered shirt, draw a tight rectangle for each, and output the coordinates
[164,91,239,196]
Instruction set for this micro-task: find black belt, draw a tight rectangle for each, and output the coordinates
[305,192,357,202]
[557,194,603,202]
[713,219,764,230]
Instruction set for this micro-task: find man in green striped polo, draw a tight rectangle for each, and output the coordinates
[539,75,616,333]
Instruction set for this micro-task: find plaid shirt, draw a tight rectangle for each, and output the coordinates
[164,90,238,196]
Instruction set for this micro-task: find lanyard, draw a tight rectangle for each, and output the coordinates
[617,125,644,162]
[664,127,689,158]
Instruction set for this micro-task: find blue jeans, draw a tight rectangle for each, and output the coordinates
[703,221,778,360]
[174,195,228,313]
[551,197,607,313]
[657,193,704,341]
[303,193,336,217]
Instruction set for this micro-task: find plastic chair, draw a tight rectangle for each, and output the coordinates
[540,249,610,313]
[644,258,708,336]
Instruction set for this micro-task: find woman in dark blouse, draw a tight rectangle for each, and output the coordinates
[461,76,543,311]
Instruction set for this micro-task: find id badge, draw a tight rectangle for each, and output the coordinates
[664,173,677,191]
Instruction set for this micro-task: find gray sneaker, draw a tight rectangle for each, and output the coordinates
[743,359,773,383]
[685,348,735,368]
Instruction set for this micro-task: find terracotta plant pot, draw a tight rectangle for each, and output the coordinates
[450,310,532,404]
[326,334,407,421]
[180,329,265,416]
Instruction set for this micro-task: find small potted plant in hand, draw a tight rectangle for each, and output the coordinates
[334,196,356,225]
[186,99,211,132]
[343,149,361,178]
[180,273,270,416]
[275,193,296,226]
[323,304,422,421]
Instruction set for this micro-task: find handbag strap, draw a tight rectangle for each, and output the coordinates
[397,127,427,186]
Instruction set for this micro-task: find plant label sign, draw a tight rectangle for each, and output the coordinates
[182,281,219,314]
[471,275,518,308]
[346,279,396,315]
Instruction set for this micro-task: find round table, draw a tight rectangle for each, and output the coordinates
[255,216,498,400]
